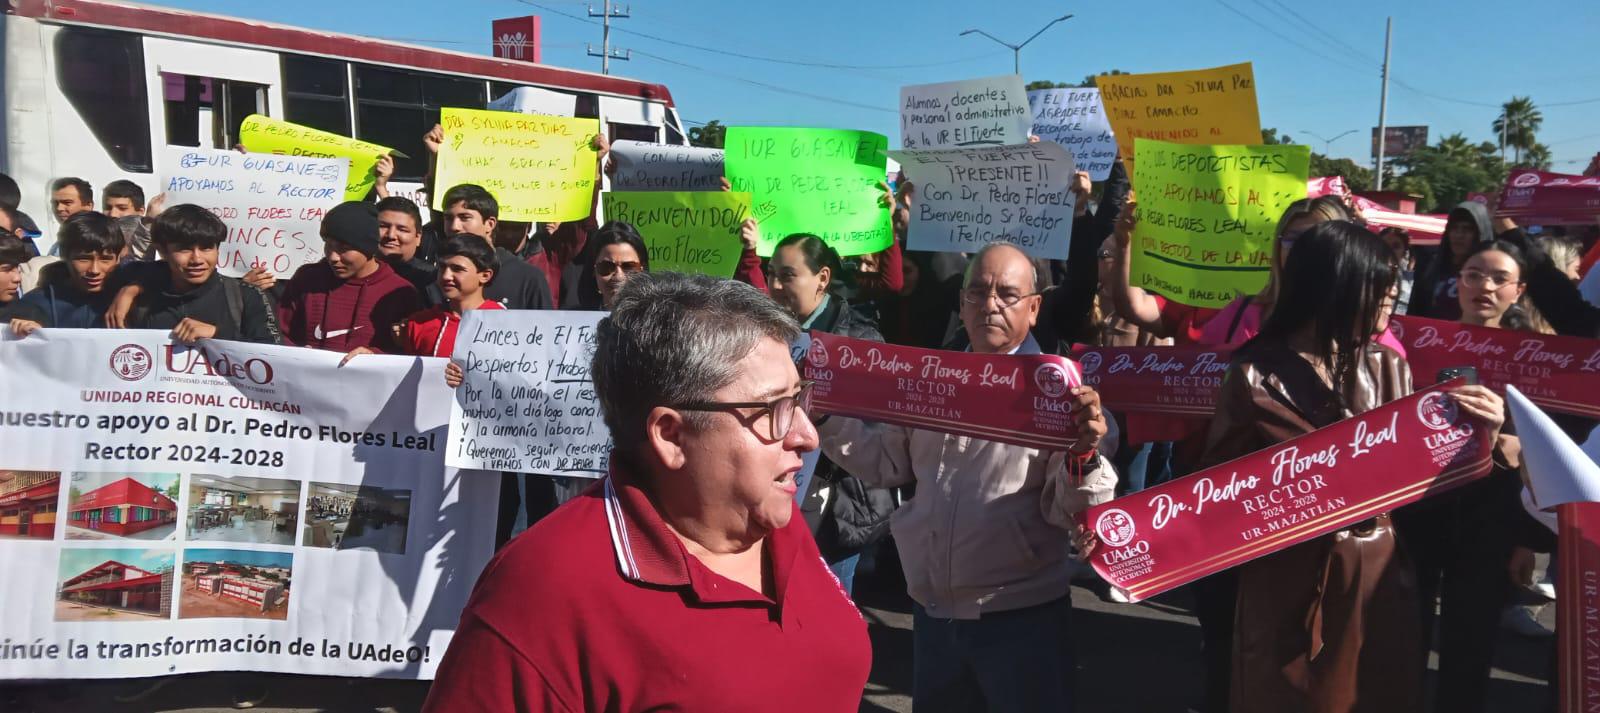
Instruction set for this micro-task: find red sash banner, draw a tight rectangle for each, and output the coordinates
[1070,345,1232,417]
[1498,168,1600,225]
[1558,502,1600,713]
[1084,379,1493,602]
[802,332,1083,451]
[1391,315,1600,419]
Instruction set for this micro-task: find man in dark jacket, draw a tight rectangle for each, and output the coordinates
[1040,160,1130,351]
[1409,201,1494,320]
[377,196,442,304]
[438,184,551,310]
[0,234,45,323]
[14,212,122,331]
[128,205,280,344]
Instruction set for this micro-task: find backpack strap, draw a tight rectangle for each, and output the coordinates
[1224,295,1253,344]
[223,277,244,333]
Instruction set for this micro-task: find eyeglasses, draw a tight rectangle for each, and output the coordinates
[670,381,815,441]
[961,285,1039,309]
[1458,269,1520,290]
[595,260,644,277]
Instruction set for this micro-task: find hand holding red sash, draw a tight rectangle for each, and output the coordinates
[1393,315,1600,419]
[802,332,1085,451]
[1084,379,1494,602]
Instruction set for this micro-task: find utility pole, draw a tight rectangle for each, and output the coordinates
[1374,16,1392,190]
[586,1,630,75]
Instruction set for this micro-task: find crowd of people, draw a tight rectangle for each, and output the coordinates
[3,121,1598,713]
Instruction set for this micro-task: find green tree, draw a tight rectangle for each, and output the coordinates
[1492,96,1543,164]
[1518,143,1553,171]
[1077,70,1127,88]
[1261,127,1294,145]
[688,120,725,149]
[1025,80,1070,91]
[1434,132,1478,164]
[1310,155,1373,192]
[165,479,180,501]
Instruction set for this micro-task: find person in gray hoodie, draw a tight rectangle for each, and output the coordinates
[1408,200,1494,319]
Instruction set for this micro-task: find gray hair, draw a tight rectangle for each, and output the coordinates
[593,272,800,460]
[963,243,1039,290]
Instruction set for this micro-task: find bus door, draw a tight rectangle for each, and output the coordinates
[141,37,283,166]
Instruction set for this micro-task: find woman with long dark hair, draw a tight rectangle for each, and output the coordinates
[1201,220,1506,712]
[1396,239,1540,713]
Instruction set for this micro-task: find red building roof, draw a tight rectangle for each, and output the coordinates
[61,559,160,592]
[71,477,177,513]
[8,0,674,104]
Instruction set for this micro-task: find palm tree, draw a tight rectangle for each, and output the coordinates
[1492,96,1543,163]
[1518,143,1553,171]
[1435,132,1477,163]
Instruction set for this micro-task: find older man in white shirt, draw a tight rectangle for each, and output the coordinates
[818,242,1114,713]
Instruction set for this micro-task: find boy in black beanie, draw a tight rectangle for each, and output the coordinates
[276,201,420,353]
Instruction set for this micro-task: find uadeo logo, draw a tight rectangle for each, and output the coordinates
[1416,391,1458,431]
[108,344,154,382]
[1078,351,1104,376]
[1033,363,1072,398]
[1095,508,1137,548]
[1512,172,1542,188]
[805,339,830,369]
[162,346,276,386]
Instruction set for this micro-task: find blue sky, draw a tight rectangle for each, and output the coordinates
[183,548,294,569]
[152,0,1599,169]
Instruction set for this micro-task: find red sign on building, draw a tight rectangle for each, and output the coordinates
[493,16,541,64]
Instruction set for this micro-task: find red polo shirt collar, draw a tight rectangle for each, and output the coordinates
[603,466,805,611]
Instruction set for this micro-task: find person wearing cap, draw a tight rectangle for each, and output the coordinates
[124,204,280,344]
[276,201,421,353]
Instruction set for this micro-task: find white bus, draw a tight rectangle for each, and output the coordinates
[3,0,688,251]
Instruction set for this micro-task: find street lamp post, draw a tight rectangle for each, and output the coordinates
[1300,128,1358,156]
[960,14,1074,76]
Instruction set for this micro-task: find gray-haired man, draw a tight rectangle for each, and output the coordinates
[818,242,1115,713]
[425,272,871,712]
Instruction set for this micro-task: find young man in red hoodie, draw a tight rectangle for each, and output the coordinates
[343,235,501,384]
[277,201,420,353]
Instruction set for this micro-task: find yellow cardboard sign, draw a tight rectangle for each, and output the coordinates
[1130,138,1310,308]
[432,108,599,223]
[1095,63,1262,175]
[239,114,394,201]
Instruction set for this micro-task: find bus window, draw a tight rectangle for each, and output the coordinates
[607,123,660,143]
[55,28,153,172]
[354,64,486,181]
[161,75,268,150]
[283,55,351,136]
[488,81,597,119]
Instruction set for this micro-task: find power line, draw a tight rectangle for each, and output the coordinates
[513,0,1006,71]
[631,48,895,115]
[1210,0,1372,75]
[1265,0,1378,65]
[1213,2,1600,124]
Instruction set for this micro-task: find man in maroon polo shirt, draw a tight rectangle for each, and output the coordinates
[423,272,871,713]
